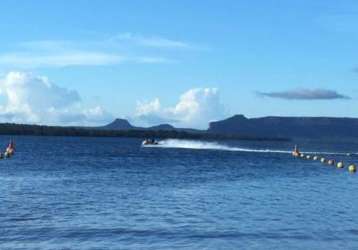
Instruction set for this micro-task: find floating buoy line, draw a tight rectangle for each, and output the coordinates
[292,145,356,173]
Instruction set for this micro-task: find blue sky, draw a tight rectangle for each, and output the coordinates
[0,0,357,128]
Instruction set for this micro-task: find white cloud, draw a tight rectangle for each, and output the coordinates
[134,88,226,128]
[136,98,161,116]
[114,33,191,49]
[19,40,75,51]
[0,72,112,125]
[0,33,188,68]
[0,52,175,69]
[0,52,123,68]
[82,106,113,123]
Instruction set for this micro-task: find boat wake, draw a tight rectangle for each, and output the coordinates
[142,139,354,156]
[144,139,291,154]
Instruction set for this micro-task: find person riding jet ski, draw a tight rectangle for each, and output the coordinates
[292,144,300,157]
[5,140,15,157]
[142,138,159,145]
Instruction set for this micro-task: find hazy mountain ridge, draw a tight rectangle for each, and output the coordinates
[101,114,358,139]
[208,114,358,139]
[101,119,203,133]
[1,114,357,140]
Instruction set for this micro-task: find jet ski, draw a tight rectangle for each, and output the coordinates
[142,138,159,146]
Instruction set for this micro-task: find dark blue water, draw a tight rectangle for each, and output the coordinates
[1,136,358,249]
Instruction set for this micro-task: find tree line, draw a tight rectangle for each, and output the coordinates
[0,123,288,141]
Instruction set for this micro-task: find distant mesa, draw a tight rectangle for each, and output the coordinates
[148,124,175,131]
[102,118,134,130]
[101,119,175,131]
[2,114,358,140]
[93,114,358,140]
[208,114,358,139]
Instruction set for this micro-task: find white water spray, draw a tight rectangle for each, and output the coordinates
[143,139,291,154]
[142,139,353,156]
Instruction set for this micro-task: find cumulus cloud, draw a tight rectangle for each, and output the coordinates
[257,88,350,100]
[0,72,112,125]
[134,88,226,128]
[136,98,161,115]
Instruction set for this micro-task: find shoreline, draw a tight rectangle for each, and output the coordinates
[0,123,289,142]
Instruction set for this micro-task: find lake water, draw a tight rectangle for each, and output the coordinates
[1,136,358,249]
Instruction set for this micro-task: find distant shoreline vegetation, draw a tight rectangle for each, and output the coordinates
[3,113,358,142]
[0,123,289,142]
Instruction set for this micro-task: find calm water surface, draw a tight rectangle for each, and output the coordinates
[1,136,358,249]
